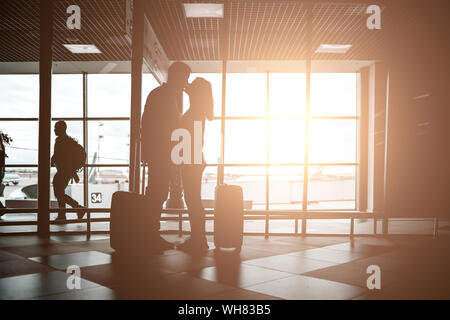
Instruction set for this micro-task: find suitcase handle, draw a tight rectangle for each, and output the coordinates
[141,162,147,195]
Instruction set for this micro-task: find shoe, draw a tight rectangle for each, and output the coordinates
[177,237,209,255]
[76,204,86,220]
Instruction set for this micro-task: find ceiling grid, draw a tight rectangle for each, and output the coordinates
[1,0,390,62]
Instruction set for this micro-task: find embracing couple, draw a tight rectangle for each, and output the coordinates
[141,62,213,255]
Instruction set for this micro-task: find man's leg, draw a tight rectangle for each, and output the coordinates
[147,161,174,249]
[53,172,67,221]
[63,194,79,208]
[60,172,86,220]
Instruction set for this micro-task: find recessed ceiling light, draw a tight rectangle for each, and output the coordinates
[63,44,102,54]
[315,44,352,54]
[183,3,224,18]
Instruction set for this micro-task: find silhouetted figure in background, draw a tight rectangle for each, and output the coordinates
[177,77,214,254]
[141,61,191,250]
[51,121,86,222]
[0,131,10,212]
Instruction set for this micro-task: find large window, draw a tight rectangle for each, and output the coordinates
[0,75,39,221]
[0,71,356,235]
[185,72,358,211]
[0,73,159,223]
[308,73,357,210]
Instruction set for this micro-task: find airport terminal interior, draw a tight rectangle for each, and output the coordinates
[0,0,450,300]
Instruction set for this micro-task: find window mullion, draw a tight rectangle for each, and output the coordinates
[302,3,312,218]
[218,61,227,185]
[83,72,88,210]
[265,72,270,237]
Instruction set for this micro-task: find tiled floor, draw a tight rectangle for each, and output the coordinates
[0,234,449,300]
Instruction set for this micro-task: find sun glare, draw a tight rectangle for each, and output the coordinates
[184,72,356,165]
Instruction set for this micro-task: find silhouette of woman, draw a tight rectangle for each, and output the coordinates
[178,77,214,254]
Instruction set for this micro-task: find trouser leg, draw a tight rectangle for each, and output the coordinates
[182,165,206,241]
[53,172,67,219]
[63,194,79,208]
[53,172,79,219]
[147,162,173,233]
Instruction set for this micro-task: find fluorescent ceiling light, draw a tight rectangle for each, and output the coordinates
[184,3,224,18]
[315,44,352,54]
[63,44,102,54]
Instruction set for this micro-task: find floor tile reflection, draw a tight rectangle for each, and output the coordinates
[29,251,112,270]
[246,275,366,300]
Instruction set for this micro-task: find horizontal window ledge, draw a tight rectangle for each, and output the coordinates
[212,116,359,120]
[4,163,360,167]
[205,163,358,166]
[4,164,129,168]
[0,117,130,121]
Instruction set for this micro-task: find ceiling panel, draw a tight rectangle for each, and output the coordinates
[146,0,390,61]
[0,0,130,62]
[0,0,404,63]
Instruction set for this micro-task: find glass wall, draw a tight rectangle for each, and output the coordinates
[0,75,39,216]
[188,72,358,212]
[0,73,159,222]
[308,73,357,210]
[0,70,357,234]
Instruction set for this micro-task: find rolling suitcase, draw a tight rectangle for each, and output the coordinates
[214,184,244,252]
[110,164,158,252]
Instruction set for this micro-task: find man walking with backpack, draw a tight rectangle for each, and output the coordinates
[51,121,86,222]
[0,131,9,214]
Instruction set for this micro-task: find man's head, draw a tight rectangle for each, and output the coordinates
[54,121,67,137]
[167,61,191,91]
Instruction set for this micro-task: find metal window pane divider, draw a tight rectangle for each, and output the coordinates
[83,72,90,240]
[302,6,311,237]
[265,72,270,238]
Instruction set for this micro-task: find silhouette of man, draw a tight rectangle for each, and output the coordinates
[51,121,85,222]
[141,61,191,250]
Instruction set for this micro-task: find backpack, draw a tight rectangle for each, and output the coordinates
[67,137,86,172]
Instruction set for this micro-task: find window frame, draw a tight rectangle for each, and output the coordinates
[0,73,135,210]
[213,71,359,212]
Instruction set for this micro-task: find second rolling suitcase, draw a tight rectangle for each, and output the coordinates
[214,184,244,252]
[110,164,159,253]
